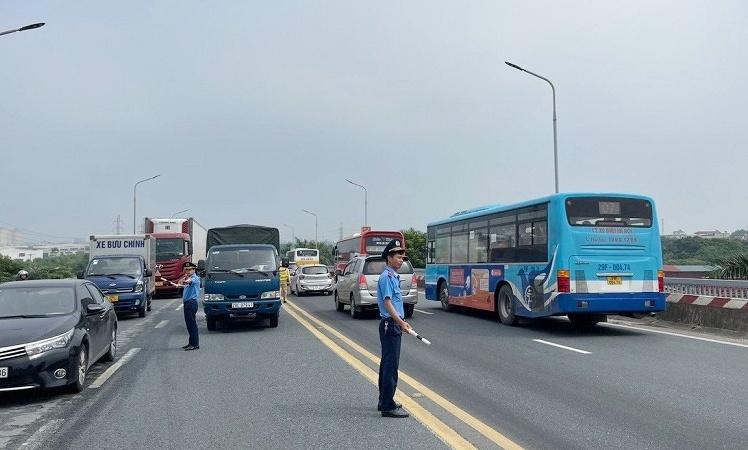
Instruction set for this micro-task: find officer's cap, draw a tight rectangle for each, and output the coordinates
[183,262,198,269]
[381,239,406,259]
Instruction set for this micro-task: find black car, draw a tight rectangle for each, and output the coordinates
[0,279,117,393]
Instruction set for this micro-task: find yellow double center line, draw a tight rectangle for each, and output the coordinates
[283,301,524,450]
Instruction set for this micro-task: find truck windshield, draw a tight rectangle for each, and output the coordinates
[156,238,185,259]
[208,249,277,272]
[87,257,142,276]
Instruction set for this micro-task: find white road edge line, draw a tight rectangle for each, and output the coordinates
[155,320,169,329]
[533,339,591,354]
[20,418,65,450]
[603,322,748,348]
[175,304,183,311]
[89,348,141,389]
[414,308,433,315]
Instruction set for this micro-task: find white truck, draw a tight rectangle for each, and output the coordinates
[79,234,157,317]
[143,218,208,296]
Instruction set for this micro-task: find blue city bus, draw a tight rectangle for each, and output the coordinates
[425,193,666,326]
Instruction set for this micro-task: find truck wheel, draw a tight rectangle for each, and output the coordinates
[269,313,279,328]
[334,291,345,312]
[206,316,217,331]
[138,302,147,318]
[404,304,414,318]
[498,285,518,326]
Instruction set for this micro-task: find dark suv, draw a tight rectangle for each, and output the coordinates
[333,255,417,319]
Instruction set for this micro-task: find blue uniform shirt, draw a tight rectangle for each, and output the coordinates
[378,266,404,319]
[182,273,200,302]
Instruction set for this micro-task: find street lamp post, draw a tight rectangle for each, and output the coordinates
[301,210,318,250]
[505,61,559,193]
[282,223,295,244]
[133,174,161,233]
[0,22,45,37]
[171,209,188,218]
[345,179,368,228]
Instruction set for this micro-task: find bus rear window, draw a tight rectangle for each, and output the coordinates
[365,236,393,253]
[566,197,653,227]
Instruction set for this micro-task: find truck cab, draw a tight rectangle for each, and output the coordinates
[200,244,281,331]
[80,254,154,317]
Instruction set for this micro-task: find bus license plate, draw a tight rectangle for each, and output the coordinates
[232,302,254,309]
[607,276,622,285]
[0,367,8,378]
[107,295,119,302]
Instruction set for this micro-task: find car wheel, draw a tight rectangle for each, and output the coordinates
[334,291,344,312]
[68,344,88,393]
[138,301,147,318]
[439,282,452,312]
[101,327,117,362]
[350,295,361,319]
[206,316,217,331]
[498,284,518,326]
[147,295,152,311]
[404,304,414,318]
[269,313,279,328]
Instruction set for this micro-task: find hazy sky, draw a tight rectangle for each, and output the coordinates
[2,1,746,244]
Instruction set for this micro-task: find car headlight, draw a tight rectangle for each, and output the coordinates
[134,280,144,293]
[205,294,224,301]
[26,328,75,357]
[260,291,280,299]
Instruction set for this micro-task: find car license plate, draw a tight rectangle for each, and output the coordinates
[232,302,254,309]
[107,295,119,302]
[0,367,8,378]
[155,281,163,287]
[607,276,622,285]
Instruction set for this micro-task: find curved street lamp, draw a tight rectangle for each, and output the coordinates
[345,179,368,228]
[171,209,188,218]
[133,174,161,233]
[0,22,45,37]
[505,61,559,193]
[301,210,318,250]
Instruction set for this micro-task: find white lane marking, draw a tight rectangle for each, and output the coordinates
[20,419,64,450]
[89,348,141,389]
[175,304,183,311]
[415,308,433,315]
[533,339,591,354]
[603,322,748,349]
[155,320,169,329]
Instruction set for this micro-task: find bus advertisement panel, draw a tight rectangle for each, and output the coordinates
[425,193,666,326]
[287,248,320,267]
[333,230,405,272]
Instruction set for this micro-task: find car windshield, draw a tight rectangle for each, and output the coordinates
[363,259,413,275]
[302,266,329,275]
[209,249,277,271]
[87,257,142,276]
[0,286,76,318]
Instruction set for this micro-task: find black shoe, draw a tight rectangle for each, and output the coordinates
[181,344,191,349]
[381,407,409,418]
[184,345,200,351]
[377,401,402,412]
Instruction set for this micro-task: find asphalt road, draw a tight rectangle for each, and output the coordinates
[2,291,748,449]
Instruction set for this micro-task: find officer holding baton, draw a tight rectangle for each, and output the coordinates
[377,239,411,418]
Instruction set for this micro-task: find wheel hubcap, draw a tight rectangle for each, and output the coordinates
[78,349,86,383]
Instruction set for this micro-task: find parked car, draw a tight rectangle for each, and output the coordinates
[334,255,417,319]
[0,279,117,394]
[290,264,333,296]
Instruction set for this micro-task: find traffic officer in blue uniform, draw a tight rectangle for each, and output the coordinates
[377,239,412,418]
[180,261,201,350]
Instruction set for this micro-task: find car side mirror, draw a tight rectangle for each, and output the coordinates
[144,268,153,277]
[335,269,342,276]
[86,304,105,314]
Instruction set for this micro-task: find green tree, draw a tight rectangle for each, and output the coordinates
[712,253,748,279]
[401,228,426,268]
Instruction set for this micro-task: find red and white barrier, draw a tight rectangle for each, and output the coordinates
[666,293,748,310]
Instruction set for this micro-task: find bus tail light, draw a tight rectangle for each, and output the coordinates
[557,270,570,293]
[359,274,367,289]
[658,270,664,292]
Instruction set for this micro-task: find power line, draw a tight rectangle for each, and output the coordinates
[0,219,79,240]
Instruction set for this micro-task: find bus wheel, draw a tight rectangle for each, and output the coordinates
[439,282,452,312]
[497,285,518,326]
[568,314,605,327]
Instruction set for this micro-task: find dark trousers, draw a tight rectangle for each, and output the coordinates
[378,318,402,411]
[183,300,199,347]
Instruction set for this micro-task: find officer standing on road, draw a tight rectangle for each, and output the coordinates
[377,239,411,418]
[279,259,290,303]
[180,261,200,350]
